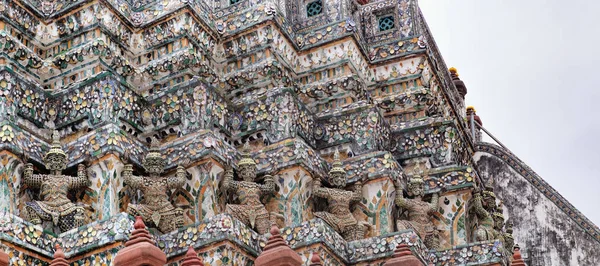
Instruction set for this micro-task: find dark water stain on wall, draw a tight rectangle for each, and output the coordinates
[475,152,600,266]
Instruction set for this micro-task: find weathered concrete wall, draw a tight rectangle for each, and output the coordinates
[475,144,600,266]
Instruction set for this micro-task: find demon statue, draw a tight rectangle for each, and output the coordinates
[23,131,90,233]
[394,176,441,248]
[312,150,368,241]
[470,186,498,241]
[493,203,514,256]
[221,143,279,234]
[122,139,185,233]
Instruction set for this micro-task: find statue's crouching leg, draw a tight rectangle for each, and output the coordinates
[127,204,147,221]
[158,208,185,233]
[314,212,341,232]
[57,206,86,232]
[225,204,249,226]
[25,203,43,225]
[254,210,271,235]
[342,222,369,241]
[422,223,440,249]
[475,227,492,241]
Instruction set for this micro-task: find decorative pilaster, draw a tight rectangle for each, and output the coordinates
[0,151,22,215]
[266,166,313,226]
[184,159,225,223]
[87,154,125,220]
[360,177,395,235]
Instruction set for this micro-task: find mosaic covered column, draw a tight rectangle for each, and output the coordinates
[265,166,314,226]
[87,154,125,221]
[0,151,23,216]
[360,177,396,235]
[434,190,470,249]
[183,159,226,223]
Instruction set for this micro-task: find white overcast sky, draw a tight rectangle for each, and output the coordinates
[418,0,600,226]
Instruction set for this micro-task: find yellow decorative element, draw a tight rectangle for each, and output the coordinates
[466,106,476,112]
[449,67,458,76]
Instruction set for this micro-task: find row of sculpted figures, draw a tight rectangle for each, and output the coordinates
[19,132,512,251]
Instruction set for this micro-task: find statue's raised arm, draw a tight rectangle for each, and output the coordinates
[70,164,91,189]
[472,190,489,218]
[311,177,329,199]
[168,165,187,189]
[23,163,43,188]
[351,181,363,203]
[260,174,276,194]
[428,190,440,213]
[394,180,411,210]
[221,166,238,191]
[122,164,144,189]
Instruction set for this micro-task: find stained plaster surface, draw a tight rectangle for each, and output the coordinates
[475,146,600,266]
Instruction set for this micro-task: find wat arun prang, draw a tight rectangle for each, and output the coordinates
[0,0,597,265]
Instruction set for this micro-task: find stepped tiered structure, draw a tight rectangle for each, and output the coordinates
[0,0,597,265]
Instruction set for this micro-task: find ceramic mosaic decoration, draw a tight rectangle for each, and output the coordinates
[0,0,597,265]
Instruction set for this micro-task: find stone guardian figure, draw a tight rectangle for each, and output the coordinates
[122,139,185,233]
[221,143,277,234]
[470,187,497,241]
[394,176,440,249]
[312,150,367,241]
[23,131,90,232]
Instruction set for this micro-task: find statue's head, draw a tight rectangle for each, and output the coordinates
[143,138,165,175]
[44,131,67,172]
[493,211,504,230]
[328,149,347,189]
[482,190,497,209]
[407,177,425,197]
[505,221,513,234]
[237,142,257,182]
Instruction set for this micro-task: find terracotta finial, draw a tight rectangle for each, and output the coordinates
[383,243,424,266]
[50,244,69,266]
[262,225,287,251]
[449,67,458,76]
[309,252,322,266]
[254,225,302,266]
[512,245,527,266]
[113,216,167,266]
[125,216,155,247]
[0,249,8,266]
[448,67,467,98]
[181,246,203,266]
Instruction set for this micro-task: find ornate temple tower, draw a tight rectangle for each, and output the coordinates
[0,0,595,265]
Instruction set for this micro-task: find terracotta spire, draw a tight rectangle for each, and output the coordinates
[0,249,8,266]
[50,245,69,266]
[512,245,527,266]
[181,247,203,266]
[113,216,167,266]
[383,243,424,266]
[309,252,322,266]
[254,225,302,266]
